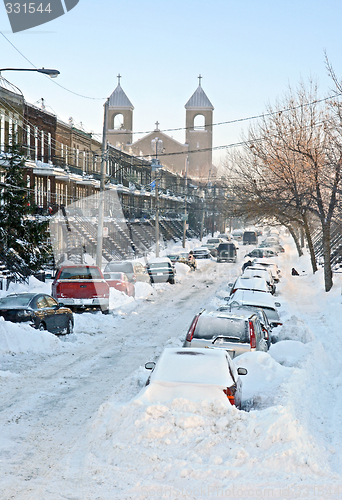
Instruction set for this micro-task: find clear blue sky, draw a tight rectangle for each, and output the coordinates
[1,0,342,165]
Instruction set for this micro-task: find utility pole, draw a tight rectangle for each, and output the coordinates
[182,156,188,248]
[151,137,163,257]
[96,97,109,269]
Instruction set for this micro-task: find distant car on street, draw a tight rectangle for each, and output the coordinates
[217,242,237,263]
[103,272,135,297]
[146,257,175,284]
[0,292,74,335]
[193,247,212,259]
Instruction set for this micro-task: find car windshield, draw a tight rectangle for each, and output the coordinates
[0,294,33,307]
[59,267,102,279]
[207,239,219,244]
[194,316,248,342]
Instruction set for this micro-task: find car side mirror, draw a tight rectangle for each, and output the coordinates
[145,362,156,370]
[228,283,233,287]
[274,302,281,307]
[237,367,248,375]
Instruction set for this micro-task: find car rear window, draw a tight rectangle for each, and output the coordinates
[104,262,133,274]
[148,262,171,269]
[194,316,249,342]
[0,295,33,307]
[262,307,281,322]
[59,267,102,279]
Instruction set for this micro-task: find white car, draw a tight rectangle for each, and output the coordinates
[142,347,247,408]
[228,289,282,328]
[242,266,275,293]
[228,276,272,295]
[252,259,282,282]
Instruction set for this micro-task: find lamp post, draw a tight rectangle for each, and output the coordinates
[182,156,189,248]
[0,68,60,78]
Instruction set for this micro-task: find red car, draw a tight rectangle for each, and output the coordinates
[103,272,135,297]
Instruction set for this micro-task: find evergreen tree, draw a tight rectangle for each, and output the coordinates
[0,143,51,273]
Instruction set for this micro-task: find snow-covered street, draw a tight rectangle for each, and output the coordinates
[1,238,342,500]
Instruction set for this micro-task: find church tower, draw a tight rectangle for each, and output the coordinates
[106,75,134,149]
[185,75,214,179]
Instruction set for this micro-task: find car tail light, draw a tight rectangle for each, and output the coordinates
[223,387,235,406]
[186,314,200,342]
[249,320,256,349]
[132,274,137,283]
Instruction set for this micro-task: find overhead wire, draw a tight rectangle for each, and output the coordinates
[2,30,342,139]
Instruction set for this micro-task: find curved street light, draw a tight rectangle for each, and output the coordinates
[0,68,60,78]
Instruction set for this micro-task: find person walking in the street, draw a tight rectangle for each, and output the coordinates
[242,259,253,272]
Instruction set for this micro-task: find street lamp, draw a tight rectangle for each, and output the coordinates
[0,68,60,78]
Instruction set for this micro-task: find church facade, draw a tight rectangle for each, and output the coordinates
[105,76,215,180]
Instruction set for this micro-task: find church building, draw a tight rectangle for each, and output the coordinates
[105,75,215,180]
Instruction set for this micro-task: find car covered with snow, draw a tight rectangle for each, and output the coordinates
[227,289,282,328]
[183,309,268,358]
[228,276,272,295]
[143,347,247,408]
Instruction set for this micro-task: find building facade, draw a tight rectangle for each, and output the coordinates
[105,75,215,180]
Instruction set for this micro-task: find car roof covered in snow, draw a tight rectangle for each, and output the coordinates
[229,289,278,309]
[149,347,235,387]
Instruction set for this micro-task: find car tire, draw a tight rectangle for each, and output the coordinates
[38,322,46,331]
[66,318,73,334]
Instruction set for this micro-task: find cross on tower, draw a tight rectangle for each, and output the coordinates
[155,120,160,131]
[117,73,121,85]
[198,74,202,86]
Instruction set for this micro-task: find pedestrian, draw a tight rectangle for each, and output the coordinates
[242,259,253,272]
[188,250,197,270]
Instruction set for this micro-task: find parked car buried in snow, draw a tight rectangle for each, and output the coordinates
[183,309,268,358]
[0,292,74,335]
[143,347,247,408]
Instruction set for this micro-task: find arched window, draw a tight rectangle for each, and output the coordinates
[194,114,205,130]
[113,113,124,130]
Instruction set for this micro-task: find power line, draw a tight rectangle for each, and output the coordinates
[0,31,107,100]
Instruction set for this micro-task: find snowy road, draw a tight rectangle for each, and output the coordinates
[1,243,342,500]
[0,259,234,499]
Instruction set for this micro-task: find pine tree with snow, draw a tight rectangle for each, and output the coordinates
[0,144,51,273]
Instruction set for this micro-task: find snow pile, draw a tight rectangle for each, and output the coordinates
[85,393,328,498]
[274,315,315,343]
[269,339,309,367]
[0,317,60,354]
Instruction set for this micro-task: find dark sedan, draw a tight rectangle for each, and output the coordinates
[0,293,74,335]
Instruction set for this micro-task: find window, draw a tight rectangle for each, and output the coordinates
[194,114,205,130]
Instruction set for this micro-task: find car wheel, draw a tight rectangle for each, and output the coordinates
[66,318,73,334]
[38,322,46,331]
